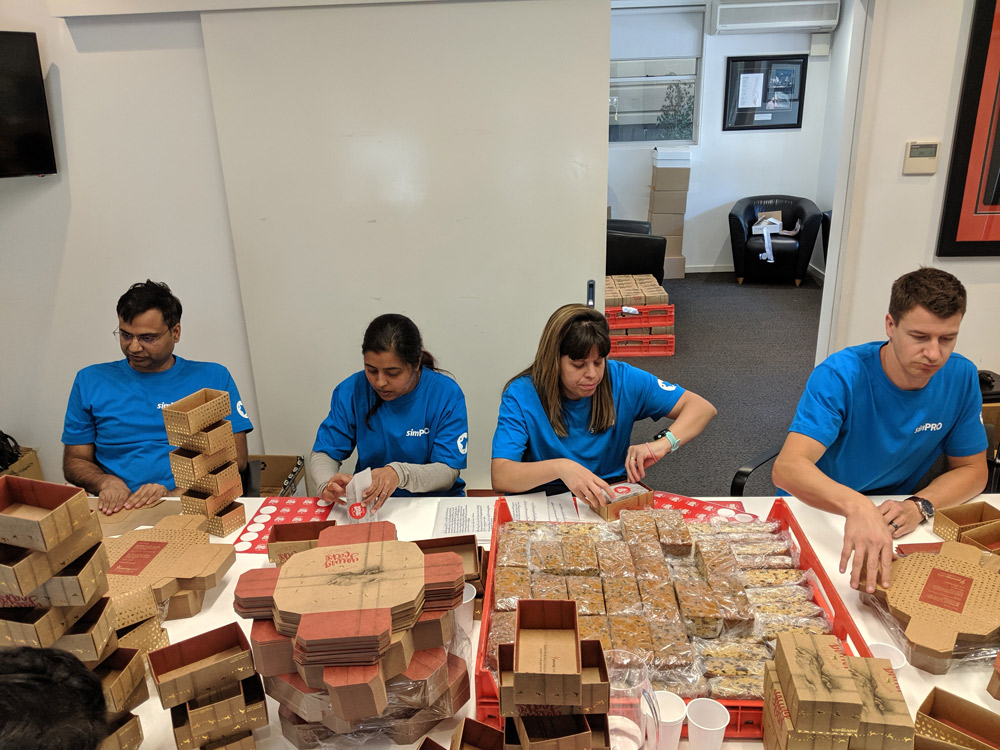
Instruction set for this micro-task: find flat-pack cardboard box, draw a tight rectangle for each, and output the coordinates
[513,600,582,706]
[934,502,1000,541]
[452,717,505,750]
[267,520,339,566]
[163,389,232,437]
[872,541,1000,674]
[845,656,913,750]
[93,647,147,713]
[116,615,169,655]
[988,653,1000,700]
[0,447,44,480]
[959,519,1000,554]
[416,534,481,583]
[168,419,235,455]
[598,483,653,521]
[762,663,851,750]
[514,714,592,750]
[0,511,102,598]
[774,633,862,735]
[148,622,255,709]
[99,712,143,750]
[52,596,116,660]
[266,672,328,723]
[916,687,1000,750]
[250,454,306,497]
[0,476,92,552]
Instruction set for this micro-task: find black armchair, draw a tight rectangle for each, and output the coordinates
[607,230,665,284]
[728,195,823,286]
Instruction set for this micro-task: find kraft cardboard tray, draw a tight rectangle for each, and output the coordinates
[162,388,232,437]
[933,501,1000,542]
[0,511,103,598]
[916,687,1000,750]
[0,475,92,552]
[266,519,339,566]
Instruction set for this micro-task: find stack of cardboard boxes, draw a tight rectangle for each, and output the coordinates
[497,600,610,750]
[604,275,674,357]
[762,632,912,750]
[164,388,246,537]
[648,159,690,280]
[232,520,471,747]
[0,475,145,750]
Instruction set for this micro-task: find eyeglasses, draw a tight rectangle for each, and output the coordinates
[113,328,170,346]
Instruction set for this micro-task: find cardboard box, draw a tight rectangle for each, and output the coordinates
[200,730,256,750]
[52,596,117,660]
[250,454,306,497]
[416,534,481,583]
[0,476,92,552]
[172,674,267,747]
[278,705,335,749]
[116,616,169,655]
[514,714,592,750]
[513,600,582,706]
[31,542,110,607]
[168,419,235,455]
[958,519,1000,553]
[148,622,255,709]
[933,502,1000,541]
[872,541,1000,674]
[0,590,100,648]
[267,520,339,566]
[189,462,242,496]
[206,501,246,538]
[266,672,329,723]
[162,389,232,436]
[93,647,147,713]
[452,717,505,750]
[845,656,913,750]
[762,663,851,750]
[164,587,207,620]
[0,447,44,480]
[0,510,103,598]
[988,653,1000,700]
[181,479,242,518]
[651,165,690,191]
[916,687,1000,750]
[99,712,143,750]
[664,235,683,258]
[170,444,239,487]
[774,633,862,735]
[501,639,608,717]
[648,212,684,237]
[663,255,686,280]
[649,190,688,215]
[599,483,653,521]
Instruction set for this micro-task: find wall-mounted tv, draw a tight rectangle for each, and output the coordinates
[0,31,57,178]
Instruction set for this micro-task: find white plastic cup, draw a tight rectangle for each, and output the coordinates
[457,582,476,637]
[654,690,686,750]
[685,698,730,750]
[869,642,907,670]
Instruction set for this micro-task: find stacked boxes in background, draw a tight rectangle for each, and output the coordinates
[648,149,690,280]
[604,274,674,358]
[0,476,146,749]
[164,388,246,537]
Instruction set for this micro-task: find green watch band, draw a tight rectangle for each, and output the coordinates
[662,430,680,453]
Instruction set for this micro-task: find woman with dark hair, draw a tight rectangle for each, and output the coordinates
[491,304,716,508]
[309,314,469,506]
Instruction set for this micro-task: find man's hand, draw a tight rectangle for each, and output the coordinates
[126,484,168,511]
[841,497,895,593]
[97,481,167,515]
[363,467,401,511]
[321,474,352,505]
[558,460,613,510]
[878,498,923,539]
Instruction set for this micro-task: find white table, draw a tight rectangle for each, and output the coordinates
[130,494,1000,749]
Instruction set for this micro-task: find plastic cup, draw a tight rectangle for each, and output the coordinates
[685,698,730,750]
[869,642,907,670]
[654,690,686,750]
[457,582,477,637]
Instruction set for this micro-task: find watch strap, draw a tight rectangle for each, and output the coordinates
[906,495,934,523]
[663,430,680,453]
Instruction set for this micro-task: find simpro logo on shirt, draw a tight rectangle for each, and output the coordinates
[406,428,430,437]
[914,422,943,433]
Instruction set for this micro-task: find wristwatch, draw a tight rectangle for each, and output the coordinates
[654,428,681,453]
[907,496,935,524]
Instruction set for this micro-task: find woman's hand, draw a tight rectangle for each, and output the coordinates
[625,441,663,482]
[363,466,401,511]
[321,473,352,505]
[558,459,612,510]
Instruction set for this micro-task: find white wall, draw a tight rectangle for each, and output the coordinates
[0,4,263,481]
[836,0,1000,368]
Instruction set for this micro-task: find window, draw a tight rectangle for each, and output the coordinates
[609,7,704,144]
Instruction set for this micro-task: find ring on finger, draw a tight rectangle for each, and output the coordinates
[888,520,899,531]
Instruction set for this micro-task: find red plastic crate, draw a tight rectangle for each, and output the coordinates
[604,304,675,330]
[473,498,871,738]
[609,335,675,358]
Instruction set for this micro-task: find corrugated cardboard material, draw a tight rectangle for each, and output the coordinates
[251,617,296,676]
[987,653,1000,700]
[871,541,1000,674]
[663,255,686,280]
[93,647,147,713]
[163,389,232,436]
[117,615,169,655]
[99,712,143,750]
[165,587,207,620]
[0,447,44,480]
[278,704,335,749]
[324,662,387,722]
[649,190,688,215]
[170,443,239,488]
[933,502,1000,541]
[514,714,592,750]
[267,520,339,566]
[0,476,92,552]
[664,235,683,258]
[251,454,306,497]
[206,502,247,538]
[168,419,235,455]
[416,534,481,582]
[916,687,1000,750]
[266,672,329,723]
[845,656,913,750]
[651,166,691,191]
[451,717,505,750]
[181,480,242,519]
[52,596,117,660]
[513,600,582,706]
[648,212,684,237]
[598,483,653,521]
[762,663,851,750]
[774,633,862,735]
[413,608,456,651]
[148,622,255,709]
[958,520,1000,554]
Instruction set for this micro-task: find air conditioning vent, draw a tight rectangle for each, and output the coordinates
[710,0,841,34]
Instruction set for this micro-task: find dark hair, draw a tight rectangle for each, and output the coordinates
[116,279,183,329]
[361,314,436,429]
[888,267,967,322]
[0,647,109,750]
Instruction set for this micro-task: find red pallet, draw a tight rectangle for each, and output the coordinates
[609,335,675,358]
[473,498,871,738]
[604,304,675,330]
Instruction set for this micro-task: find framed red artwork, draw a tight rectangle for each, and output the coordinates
[938,0,1000,256]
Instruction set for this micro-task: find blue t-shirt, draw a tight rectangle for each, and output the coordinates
[62,356,253,492]
[312,368,469,497]
[787,341,987,495]
[491,358,686,481]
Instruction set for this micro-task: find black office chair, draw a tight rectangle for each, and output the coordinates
[608,219,652,235]
[239,459,262,498]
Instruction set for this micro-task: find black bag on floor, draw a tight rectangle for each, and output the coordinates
[0,430,22,471]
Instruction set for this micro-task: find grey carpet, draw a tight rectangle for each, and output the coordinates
[625,272,823,497]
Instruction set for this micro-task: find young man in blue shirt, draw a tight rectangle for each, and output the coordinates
[62,280,253,515]
[773,268,987,594]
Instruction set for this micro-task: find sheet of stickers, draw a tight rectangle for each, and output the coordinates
[232,497,335,553]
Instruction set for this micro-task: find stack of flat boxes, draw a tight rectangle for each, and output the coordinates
[648,164,689,280]
[0,476,145,750]
[164,389,246,538]
[604,275,674,356]
[763,633,913,750]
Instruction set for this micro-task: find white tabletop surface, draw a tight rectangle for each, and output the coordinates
[129,494,1000,749]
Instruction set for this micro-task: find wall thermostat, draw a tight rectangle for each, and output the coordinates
[903,140,939,175]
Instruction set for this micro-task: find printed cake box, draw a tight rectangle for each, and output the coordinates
[0,476,92,552]
[267,519,339,565]
[0,512,103,598]
[162,389,232,437]
[933,501,1000,541]
[597,483,653,521]
[513,600,582,706]
[916,687,1000,750]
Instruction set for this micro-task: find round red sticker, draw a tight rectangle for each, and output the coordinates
[349,503,367,520]
[614,486,629,495]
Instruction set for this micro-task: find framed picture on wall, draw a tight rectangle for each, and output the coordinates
[723,54,807,131]
[937,0,1000,257]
